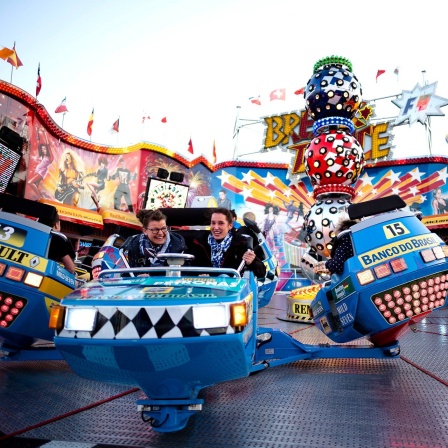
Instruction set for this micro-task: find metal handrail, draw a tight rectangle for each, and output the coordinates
[98,266,241,279]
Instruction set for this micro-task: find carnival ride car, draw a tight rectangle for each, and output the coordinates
[0,194,88,360]
[310,195,448,347]
[50,200,447,433]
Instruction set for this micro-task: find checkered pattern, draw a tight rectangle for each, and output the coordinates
[58,304,237,339]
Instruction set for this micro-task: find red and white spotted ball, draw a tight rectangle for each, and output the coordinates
[305,129,365,187]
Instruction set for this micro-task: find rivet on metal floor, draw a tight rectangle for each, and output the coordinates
[1,294,447,448]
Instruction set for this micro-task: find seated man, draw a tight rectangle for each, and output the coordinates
[121,209,187,268]
[48,214,76,274]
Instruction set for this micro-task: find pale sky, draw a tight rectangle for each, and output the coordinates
[1,0,448,165]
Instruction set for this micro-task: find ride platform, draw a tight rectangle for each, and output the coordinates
[1,292,447,448]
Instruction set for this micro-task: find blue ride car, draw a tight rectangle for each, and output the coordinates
[310,195,448,347]
[50,199,447,432]
[0,195,79,359]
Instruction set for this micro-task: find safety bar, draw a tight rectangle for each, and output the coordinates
[98,266,242,279]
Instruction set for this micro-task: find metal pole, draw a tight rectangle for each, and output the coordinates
[422,70,432,156]
[232,106,241,160]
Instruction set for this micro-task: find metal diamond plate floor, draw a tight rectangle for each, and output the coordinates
[1,294,447,448]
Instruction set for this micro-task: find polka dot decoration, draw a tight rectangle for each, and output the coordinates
[305,58,363,122]
[302,195,351,258]
[304,130,365,187]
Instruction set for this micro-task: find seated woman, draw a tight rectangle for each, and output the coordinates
[188,207,266,278]
[314,219,358,276]
[121,209,187,268]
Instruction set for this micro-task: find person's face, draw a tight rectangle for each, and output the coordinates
[269,207,273,213]
[219,192,225,199]
[210,213,232,240]
[144,219,168,245]
[41,145,47,154]
[436,189,442,198]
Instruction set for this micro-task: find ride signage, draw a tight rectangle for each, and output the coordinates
[261,104,392,175]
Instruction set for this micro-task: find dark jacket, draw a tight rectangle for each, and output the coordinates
[326,230,353,275]
[189,231,266,278]
[121,232,187,267]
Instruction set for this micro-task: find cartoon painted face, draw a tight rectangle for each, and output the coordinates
[210,212,232,241]
[144,219,168,245]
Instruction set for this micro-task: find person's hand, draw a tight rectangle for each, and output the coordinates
[242,249,256,265]
[313,261,328,274]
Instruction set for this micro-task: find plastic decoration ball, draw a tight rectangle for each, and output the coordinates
[302,194,352,258]
[304,129,365,187]
[305,63,362,121]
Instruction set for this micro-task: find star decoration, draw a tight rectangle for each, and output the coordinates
[359,173,375,186]
[409,167,425,182]
[392,82,448,125]
[264,172,276,186]
[241,171,254,183]
[386,170,401,184]
[216,171,231,185]
[436,167,448,184]
[240,186,253,200]
[288,176,301,188]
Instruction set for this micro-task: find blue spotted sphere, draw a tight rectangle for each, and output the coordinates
[305,61,362,121]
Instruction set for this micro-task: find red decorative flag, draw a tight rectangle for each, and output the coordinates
[249,96,261,105]
[36,63,42,97]
[376,69,386,82]
[270,88,286,101]
[111,118,120,133]
[213,140,217,163]
[294,87,305,95]
[142,115,150,123]
[188,138,194,154]
[55,97,68,113]
[161,117,167,123]
[6,42,23,69]
[87,108,94,136]
[0,46,14,61]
